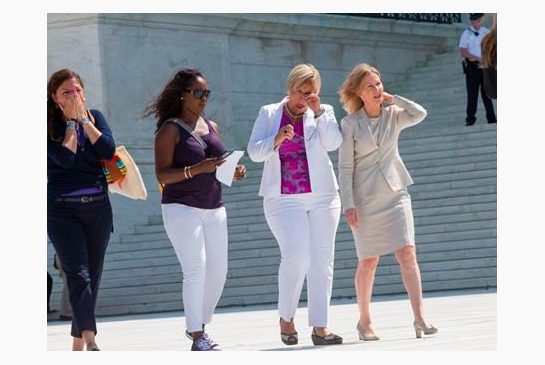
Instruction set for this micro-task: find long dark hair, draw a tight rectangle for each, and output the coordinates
[143,68,204,132]
[481,25,497,69]
[47,69,84,141]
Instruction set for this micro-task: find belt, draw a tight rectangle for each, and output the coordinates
[55,195,106,203]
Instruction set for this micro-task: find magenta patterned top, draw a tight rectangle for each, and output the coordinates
[278,109,312,194]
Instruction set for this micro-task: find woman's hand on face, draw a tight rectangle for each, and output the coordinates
[233,164,246,181]
[305,93,321,114]
[382,92,395,104]
[274,124,294,147]
[194,157,225,174]
[62,93,87,120]
[344,208,359,228]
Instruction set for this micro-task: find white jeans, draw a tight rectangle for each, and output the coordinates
[264,192,341,327]
[161,203,228,332]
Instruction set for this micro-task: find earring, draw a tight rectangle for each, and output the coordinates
[180,96,184,100]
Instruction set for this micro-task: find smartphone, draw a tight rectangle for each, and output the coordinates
[219,150,234,159]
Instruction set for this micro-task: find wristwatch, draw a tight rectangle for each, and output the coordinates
[314,107,325,119]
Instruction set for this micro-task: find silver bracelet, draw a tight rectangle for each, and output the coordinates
[65,120,77,131]
[79,116,92,126]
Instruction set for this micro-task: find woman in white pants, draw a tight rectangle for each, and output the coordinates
[248,64,343,346]
[145,68,246,351]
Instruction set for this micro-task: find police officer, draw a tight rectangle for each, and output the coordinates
[459,13,496,126]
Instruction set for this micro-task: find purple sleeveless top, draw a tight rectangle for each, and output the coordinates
[161,119,227,209]
[278,110,312,194]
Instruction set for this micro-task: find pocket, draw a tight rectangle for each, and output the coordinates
[382,158,412,191]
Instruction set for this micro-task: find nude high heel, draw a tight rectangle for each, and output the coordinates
[356,322,380,341]
[413,321,438,338]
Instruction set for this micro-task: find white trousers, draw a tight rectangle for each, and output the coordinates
[264,192,341,327]
[161,203,228,332]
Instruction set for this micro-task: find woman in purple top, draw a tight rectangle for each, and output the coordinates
[47,69,116,351]
[144,68,246,351]
[248,64,343,346]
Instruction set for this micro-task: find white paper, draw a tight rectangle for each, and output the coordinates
[216,150,245,187]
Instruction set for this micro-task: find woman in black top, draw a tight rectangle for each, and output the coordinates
[47,69,116,351]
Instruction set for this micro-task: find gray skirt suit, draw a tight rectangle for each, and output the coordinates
[338,95,427,259]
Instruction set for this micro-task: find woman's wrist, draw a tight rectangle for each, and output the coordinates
[78,115,92,126]
[313,107,325,118]
[65,120,77,132]
[187,165,199,177]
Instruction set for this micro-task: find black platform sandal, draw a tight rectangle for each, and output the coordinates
[311,328,343,346]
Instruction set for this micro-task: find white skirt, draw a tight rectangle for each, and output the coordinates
[351,175,415,259]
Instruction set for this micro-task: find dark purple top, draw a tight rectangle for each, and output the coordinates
[161,119,227,209]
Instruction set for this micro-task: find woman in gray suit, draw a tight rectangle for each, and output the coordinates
[338,63,438,341]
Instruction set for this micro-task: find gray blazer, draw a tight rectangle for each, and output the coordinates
[338,95,427,211]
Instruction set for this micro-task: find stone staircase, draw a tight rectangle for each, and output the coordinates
[47,50,497,316]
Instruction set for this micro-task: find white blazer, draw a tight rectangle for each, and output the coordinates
[247,99,343,198]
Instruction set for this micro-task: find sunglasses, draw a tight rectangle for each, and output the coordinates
[185,88,212,100]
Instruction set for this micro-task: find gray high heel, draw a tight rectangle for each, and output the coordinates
[413,321,438,338]
[356,322,380,341]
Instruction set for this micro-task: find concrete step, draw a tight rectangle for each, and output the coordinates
[87,235,495,293]
[135,199,496,234]
[93,257,496,311]
[94,252,496,304]
[105,223,496,274]
[143,193,496,233]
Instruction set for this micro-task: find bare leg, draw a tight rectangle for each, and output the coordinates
[81,330,98,350]
[355,256,379,335]
[394,245,427,325]
[72,337,85,351]
[191,331,204,341]
[279,318,296,334]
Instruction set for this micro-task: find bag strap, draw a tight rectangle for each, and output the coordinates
[166,118,208,150]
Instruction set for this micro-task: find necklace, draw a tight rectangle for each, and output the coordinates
[284,105,303,123]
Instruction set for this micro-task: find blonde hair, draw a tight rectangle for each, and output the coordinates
[339,63,381,114]
[286,64,321,95]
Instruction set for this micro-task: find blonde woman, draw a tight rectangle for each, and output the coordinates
[338,63,438,341]
[248,64,343,346]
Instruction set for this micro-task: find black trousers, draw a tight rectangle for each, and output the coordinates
[47,272,53,311]
[464,63,496,125]
[47,195,112,338]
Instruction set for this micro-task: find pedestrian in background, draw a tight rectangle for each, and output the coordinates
[459,13,496,125]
